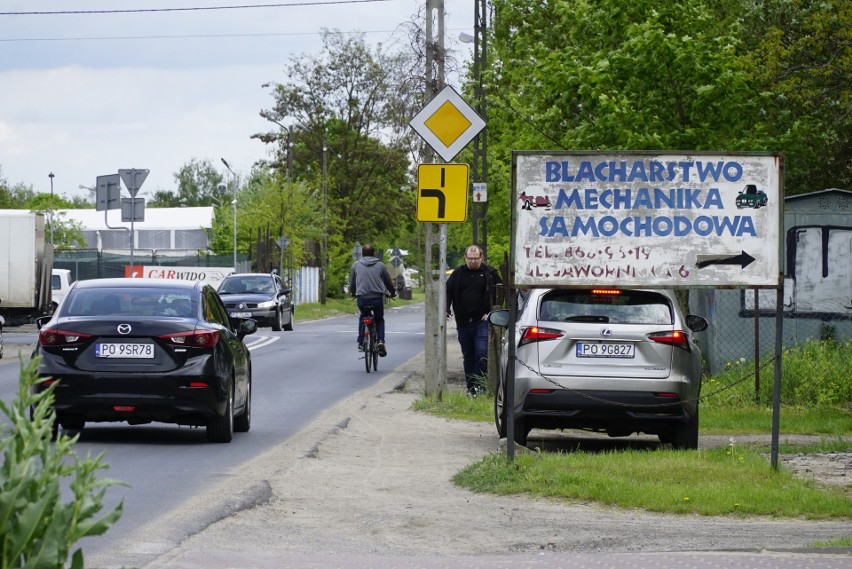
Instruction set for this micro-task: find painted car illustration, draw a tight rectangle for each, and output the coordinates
[518,191,551,210]
[736,184,768,209]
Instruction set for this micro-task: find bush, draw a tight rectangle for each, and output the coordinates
[0,357,123,569]
[702,338,852,407]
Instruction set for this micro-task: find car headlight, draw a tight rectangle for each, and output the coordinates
[256,300,277,309]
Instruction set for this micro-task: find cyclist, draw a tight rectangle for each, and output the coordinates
[349,243,396,356]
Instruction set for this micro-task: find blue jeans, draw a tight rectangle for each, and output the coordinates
[457,318,489,390]
[357,296,386,344]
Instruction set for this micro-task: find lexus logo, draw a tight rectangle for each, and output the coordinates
[600,329,613,337]
[117,324,132,335]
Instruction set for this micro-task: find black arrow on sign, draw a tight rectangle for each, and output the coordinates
[695,250,756,269]
[420,189,446,218]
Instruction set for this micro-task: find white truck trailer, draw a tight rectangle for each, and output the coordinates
[0,210,54,326]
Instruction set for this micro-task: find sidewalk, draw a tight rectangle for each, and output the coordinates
[82,334,849,569]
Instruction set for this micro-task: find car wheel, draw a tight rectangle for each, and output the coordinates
[271,308,283,331]
[234,377,251,433]
[283,307,294,332]
[665,406,699,450]
[207,381,234,443]
[494,380,507,438]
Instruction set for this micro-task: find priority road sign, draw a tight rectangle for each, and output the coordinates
[417,164,469,223]
[409,86,485,163]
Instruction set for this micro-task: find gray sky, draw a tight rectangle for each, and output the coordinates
[0,0,473,201]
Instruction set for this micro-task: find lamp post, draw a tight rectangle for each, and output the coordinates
[48,172,55,246]
[221,158,237,270]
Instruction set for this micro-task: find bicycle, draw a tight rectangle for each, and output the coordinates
[359,303,380,373]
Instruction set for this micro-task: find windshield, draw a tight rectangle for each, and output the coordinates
[62,287,196,317]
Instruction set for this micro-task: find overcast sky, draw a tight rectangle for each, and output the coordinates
[0,0,474,201]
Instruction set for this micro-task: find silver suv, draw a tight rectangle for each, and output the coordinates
[490,288,707,449]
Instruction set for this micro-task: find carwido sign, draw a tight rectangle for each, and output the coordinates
[512,151,782,288]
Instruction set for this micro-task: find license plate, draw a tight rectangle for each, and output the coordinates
[576,342,635,359]
[229,311,252,318]
[95,343,155,359]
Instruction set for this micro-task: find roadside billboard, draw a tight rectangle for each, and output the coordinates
[512,151,782,288]
[124,265,233,288]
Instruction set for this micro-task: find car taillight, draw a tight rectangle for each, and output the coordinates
[160,330,220,348]
[648,330,690,350]
[518,326,564,347]
[591,288,621,296]
[38,329,92,346]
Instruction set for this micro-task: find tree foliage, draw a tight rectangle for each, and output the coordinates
[148,158,226,207]
[472,0,850,264]
[257,30,420,294]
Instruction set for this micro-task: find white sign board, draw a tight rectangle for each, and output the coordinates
[513,151,782,288]
[128,265,234,288]
[409,85,485,162]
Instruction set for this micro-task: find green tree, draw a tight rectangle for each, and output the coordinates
[258,30,419,296]
[149,158,225,207]
[737,0,851,193]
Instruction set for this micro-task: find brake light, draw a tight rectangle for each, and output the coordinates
[160,330,220,348]
[38,329,92,346]
[648,330,690,350]
[591,289,621,295]
[518,326,564,347]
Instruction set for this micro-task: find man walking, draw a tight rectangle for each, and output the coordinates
[350,243,396,357]
[446,244,502,396]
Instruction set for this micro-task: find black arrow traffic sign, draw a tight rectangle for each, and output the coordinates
[695,250,756,269]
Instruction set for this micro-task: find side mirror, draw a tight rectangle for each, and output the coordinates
[487,309,510,328]
[36,315,52,330]
[686,314,708,332]
[235,318,258,340]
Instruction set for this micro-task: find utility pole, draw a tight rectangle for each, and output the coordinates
[472,0,488,258]
[423,0,447,398]
[48,172,55,246]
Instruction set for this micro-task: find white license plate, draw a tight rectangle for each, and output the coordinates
[576,342,635,359]
[95,343,155,359]
[229,311,252,318]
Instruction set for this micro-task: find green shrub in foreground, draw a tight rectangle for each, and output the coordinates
[0,357,123,569]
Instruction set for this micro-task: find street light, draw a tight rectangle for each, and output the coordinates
[48,172,55,246]
[221,158,237,270]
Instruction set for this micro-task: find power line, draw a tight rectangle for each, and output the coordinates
[0,0,394,16]
[0,29,394,43]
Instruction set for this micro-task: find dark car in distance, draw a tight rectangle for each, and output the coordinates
[218,272,294,331]
[33,278,257,442]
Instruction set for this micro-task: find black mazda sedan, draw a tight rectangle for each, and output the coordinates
[33,278,257,442]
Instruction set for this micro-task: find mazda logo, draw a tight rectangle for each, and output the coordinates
[117,324,132,335]
[600,329,613,337]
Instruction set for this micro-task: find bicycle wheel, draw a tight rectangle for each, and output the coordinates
[370,326,379,372]
[363,325,372,374]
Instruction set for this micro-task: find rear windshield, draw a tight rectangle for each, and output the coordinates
[539,289,673,325]
[219,276,275,294]
[62,287,196,317]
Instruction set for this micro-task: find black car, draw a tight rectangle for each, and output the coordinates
[33,278,257,443]
[217,272,294,331]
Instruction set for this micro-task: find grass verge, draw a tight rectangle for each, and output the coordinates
[452,447,851,518]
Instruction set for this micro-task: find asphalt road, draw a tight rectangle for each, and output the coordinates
[0,303,426,561]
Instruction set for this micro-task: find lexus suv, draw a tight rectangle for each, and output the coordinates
[489,288,708,449]
[218,272,294,331]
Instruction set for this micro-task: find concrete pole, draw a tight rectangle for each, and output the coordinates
[423,0,447,398]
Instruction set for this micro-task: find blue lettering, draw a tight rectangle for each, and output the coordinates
[545,161,562,182]
[634,188,653,209]
[653,217,673,236]
[576,161,595,182]
[629,162,648,182]
[705,188,723,209]
[694,216,713,236]
[610,161,627,181]
[599,216,619,236]
[675,217,692,236]
[555,188,582,209]
[650,162,665,182]
[572,217,599,237]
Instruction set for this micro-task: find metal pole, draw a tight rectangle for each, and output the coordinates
[221,158,237,270]
[48,172,55,246]
[321,136,328,305]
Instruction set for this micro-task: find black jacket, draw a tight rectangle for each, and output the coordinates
[446,263,501,326]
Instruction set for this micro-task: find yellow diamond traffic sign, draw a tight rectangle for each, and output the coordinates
[410,86,485,162]
[417,163,469,223]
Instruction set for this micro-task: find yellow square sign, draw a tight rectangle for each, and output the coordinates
[417,164,469,223]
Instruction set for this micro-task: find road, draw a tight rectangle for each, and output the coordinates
[0,302,426,561]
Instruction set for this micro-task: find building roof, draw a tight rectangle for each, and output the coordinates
[785,188,851,201]
[57,207,214,231]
